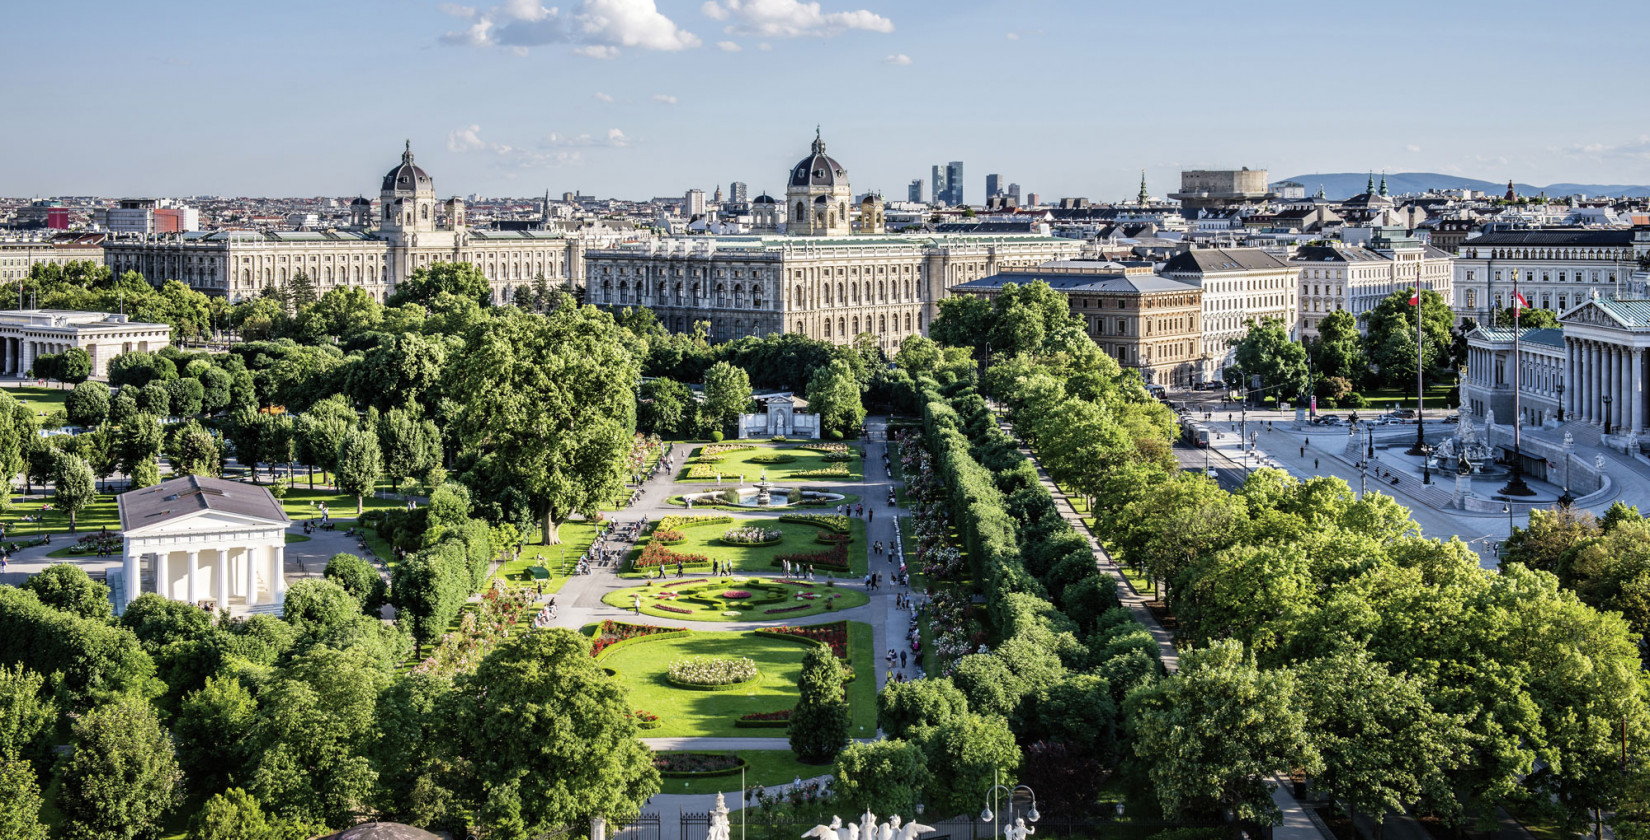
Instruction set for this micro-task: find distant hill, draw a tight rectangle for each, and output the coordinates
[1275,172,1650,200]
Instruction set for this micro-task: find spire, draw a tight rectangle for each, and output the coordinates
[1316,184,1326,199]
[1379,172,1388,197]
[812,126,825,155]
[1138,170,1149,204]
[403,139,413,164]
[1366,172,1375,194]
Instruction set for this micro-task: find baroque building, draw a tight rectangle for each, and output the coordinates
[1160,247,1296,382]
[1449,228,1647,325]
[1293,227,1454,339]
[105,142,588,304]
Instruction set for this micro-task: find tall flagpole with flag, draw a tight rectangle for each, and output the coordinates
[1502,281,1535,496]
[1407,270,1427,457]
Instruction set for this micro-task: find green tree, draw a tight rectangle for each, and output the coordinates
[390,547,467,653]
[174,675,258,796]
[67,380,111,428]
[446,306,639,544]
[1294,648,1469,835]
[910,712,1021,820]
[335,425,382,514]
[701,361,752,433]
[451,629,660,839]
[832,740,930,818]
[1126,640,1319,827]
[930,292,994,354]
[0,664,57,770]
[790,645,850,763]
[167,377,205,417]
[197,367,233,414]
[52,449,97,532]
[388,262,492,308]
[281,580,362,637]
[377,407,439,494]
[294,394,353,489]
[806,358,866,436]
[1233,316,1309,401]
[1308,309,1366,386]
[348,332,447,411]
[286,272,318,313]
[57,695,183,840]
[877,677,969,739]
[637,377,696,438]
[54,347,93,386]
[167,420,223,478]
[0,756,48,840]
[1362,289,1453,388]
[370,672,459,828]
[22,563,111,621]
[226,408,268,482]
[323,553,385,615]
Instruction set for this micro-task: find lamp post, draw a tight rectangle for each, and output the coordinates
[1358,459,1367,499]
[1604,394,1614,437]
[1504,502,1514,532]
[1556,382,1565,423]
[1421,443,1432,485]
[981,770,1039,840]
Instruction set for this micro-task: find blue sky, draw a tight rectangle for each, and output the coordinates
[3,0,1648,201]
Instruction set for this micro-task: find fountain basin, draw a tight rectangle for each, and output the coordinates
[682,486,846,508]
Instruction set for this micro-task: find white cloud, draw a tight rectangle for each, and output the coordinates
[1564,136,1650,161]
[1406,144,1422,153]
[882,53,911,65]
[700,0,893,38]
[541,128,631,148]
[1004,32,1017,40]
[606,128,630,147]
[448,125,489,152]
[450,124,632,168]
[1005,28,1041,40]
[652,93,678,104]
[717,40,742,51]
[440,0,701,56]
[593,91,615,102]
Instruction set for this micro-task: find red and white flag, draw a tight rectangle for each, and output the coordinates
[1513,291,1529,311]
[1408,292,1419,306]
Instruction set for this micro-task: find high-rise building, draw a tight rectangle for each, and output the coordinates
[1027,193,1040,206]
[685,189,706,216]
[986,174,1002,199]
[1007,183,1021,203]
[908,179,924,203]
[945,161,965,206]
[931,165,947,206]
[729,182,748,204]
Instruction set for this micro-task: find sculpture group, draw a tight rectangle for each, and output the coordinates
[802,811,935,840]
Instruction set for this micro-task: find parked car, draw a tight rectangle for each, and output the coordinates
[1443,414,1460,424]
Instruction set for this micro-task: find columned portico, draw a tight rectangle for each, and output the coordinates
[116,475,291,614]
[1559,298,1650,437]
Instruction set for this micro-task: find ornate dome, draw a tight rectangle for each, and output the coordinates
[349,196,371,206]
[751,194,777,204]
[789,129,845,189]
[381,140,432,194]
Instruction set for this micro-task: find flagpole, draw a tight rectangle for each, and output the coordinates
[1407,267,1427,457]
[1501,279,1535,496]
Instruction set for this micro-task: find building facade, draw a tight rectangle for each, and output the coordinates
[787,132,854,237]
[1160,247,1296,380]
[117,475,291,614]
[953,261,1204,386]
[1293,228,1454,339]
[1450,228,1645,325]
[1169,168,1271,213]
[0,309,170,379]
[0,233,107,285]
[104,142,588,304]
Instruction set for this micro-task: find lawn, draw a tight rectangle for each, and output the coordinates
[677,444,863,483]
[620,517,868,579]
[603,576,868,621]
[598,622,874,739]
[654,750,824,796]
[5,385,69,426]
[489,520,601,594]
[274,487,410,521]
[1350,384,1457,412]
[664,493,862,512]
[3,492,120,540]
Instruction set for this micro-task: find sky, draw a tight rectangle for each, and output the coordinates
[3,0,1650,202]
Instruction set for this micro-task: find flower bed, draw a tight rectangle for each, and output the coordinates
[760,621,849,659]
[590,620,689,658]
[735,709,792,728]
[656,603,692,614]
[772,541,850,572]
[721,590,752,599]
[414,585,536,677]
[656,514,733,532]
[799,442,853,455]
[747,452,797,464]
[763,604,811,615]
[633,540,712,571]
[779,513,850,533]
[822,452,854,462]
[795,462,852,478]
[653,752,748,777]
[653,529,686,544]
[62,531,122,556]
[634,709,662,729]
[700,444,754,457]
[667,656,759,689]
[815,533,852,546]
[721,526,782,546]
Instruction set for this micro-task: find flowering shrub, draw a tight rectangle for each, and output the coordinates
[762,621,849,658]
[668,656,758,686]
[414,585,536,677]
[773,541,849,571]
[633,540,711,570]
[590,620,679,657]
[722,526,782,545]
[701,444,754,457]
[795,462,852,478]
[656,514,732,532]
[799,442,852,454]
[764,604,810,615]
[822,452,854,462]
[780,513,850,533]
[657,603,692,614]
[634,709,661,729]
[740,709,791,722]
[684,463,727,480]
[653,529,685,544]
[721,590,752,599]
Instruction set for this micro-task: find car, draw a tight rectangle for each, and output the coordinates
[1391,408,1417,419]
[1443,414,1460,424]
[1314,415,1345,426]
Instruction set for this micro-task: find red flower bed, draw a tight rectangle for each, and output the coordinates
[635,709,660,722]
[765,621,849,658]
[772,541,849,571]
[764,604,810,615]
[740,709,792,722]
[634,540,711,570]
[590,620,678,657]
[722,590,752,599]
[656,603,692,614]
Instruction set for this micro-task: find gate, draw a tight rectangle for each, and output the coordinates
[614,812,661,840]
[681,811,711,840]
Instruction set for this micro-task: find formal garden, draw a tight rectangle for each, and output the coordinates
[601,575,868,620]
[622,513,868,577]
[676,442,864,483]
[587,619,875,739]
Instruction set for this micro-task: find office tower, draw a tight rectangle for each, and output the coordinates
[685,189,706,216]
[931,164,947,206]
[730,182,748,204]
[945,161,965,205]
[1008,183,1021,202]
[908,179,923,202]
[986,173,1002,198]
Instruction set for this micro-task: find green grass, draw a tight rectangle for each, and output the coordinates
[6,385,69,426]
[665,493,862,512]
[620,517,868,579]
[846,621,875,735]
[655,750,824,796]
[4,492,120,539]
[275,487,408,521]
[599,630,819,738]
[1353,384,1457,412]
[678,444,862,483]
[490,520,601,594]
[603,576,868,621]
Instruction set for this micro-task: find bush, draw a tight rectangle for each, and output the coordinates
[827,429,843,440]
[789,645,849,763]
[1343,392,1367,409]
[666,656,759,687]
[709,430,725,442]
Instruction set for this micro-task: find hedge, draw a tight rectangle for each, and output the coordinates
[591,629,693,660]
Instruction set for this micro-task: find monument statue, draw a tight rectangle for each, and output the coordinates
[1564,431,1574,449]
[807,816,933,840]
[707,793,732,840]
[1004,818,1036,840]
[1597,454,1607,472]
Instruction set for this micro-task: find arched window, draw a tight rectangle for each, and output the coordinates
[796,320,805,333]
[852,316,860,334]
[824,320,833,338]
[795,202,805,221]
[838,317,845,337]
[905,313,912,331]
[420,204,429,220]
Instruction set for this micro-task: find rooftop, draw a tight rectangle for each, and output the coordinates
[119,475,290,532]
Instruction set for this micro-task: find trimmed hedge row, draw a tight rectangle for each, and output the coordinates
[591,628,693,661]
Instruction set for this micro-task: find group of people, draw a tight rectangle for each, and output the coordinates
[836,502,874,523]
[532,599,559,628]
[780,559,816,579]
[862,571,890,590]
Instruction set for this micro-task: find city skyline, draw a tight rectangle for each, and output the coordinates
[3,0,1649,201]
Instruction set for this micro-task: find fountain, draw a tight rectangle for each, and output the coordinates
[753,469,773,506]
[681,468,847,509]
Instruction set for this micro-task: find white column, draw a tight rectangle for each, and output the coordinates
[214,549,229,611]
[186,550,200,606]
[1566,341,1576,420]
[273,544,287,606]
[1633,349,1644,435]
[156,551,170,601]
[1588,341,1598,423]
[244,547,259,604]
[122,550,140,610]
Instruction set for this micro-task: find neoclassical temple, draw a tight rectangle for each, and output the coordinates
[117,475,291,613]
[0,309,170,378]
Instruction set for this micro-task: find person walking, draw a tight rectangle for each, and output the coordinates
[1315,457,1320,471]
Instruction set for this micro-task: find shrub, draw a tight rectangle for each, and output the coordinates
[667,657,759,687]
[748,452,797,464]
[722,526,782,545]
[827,429,844,440]
[708,430,725,442]
[761,621,849,658]
[789,645,849,763]
[779,513,850,533]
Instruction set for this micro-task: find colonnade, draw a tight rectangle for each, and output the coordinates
[0,337,69,377]
[1566,338,1646,435]
[121,544,287,611]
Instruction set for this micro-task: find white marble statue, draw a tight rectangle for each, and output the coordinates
[708,793,731,840]
[860,809,877,840]
[1597,454,1607,472]
[1564,431,1574,449]
[1004,818,1035,840]
[808,816,932,840]
[898,821,935,840]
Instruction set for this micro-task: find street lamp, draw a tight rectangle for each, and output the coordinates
[1603,394,1614,437]
[1504,502,1514,532]
[1556,382,1565,423]
[1358,459,1367,499]
[981,770,1039,840]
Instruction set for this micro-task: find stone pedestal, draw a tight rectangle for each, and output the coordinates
[1293,407,1307,430]
[1453,472,1471,509]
